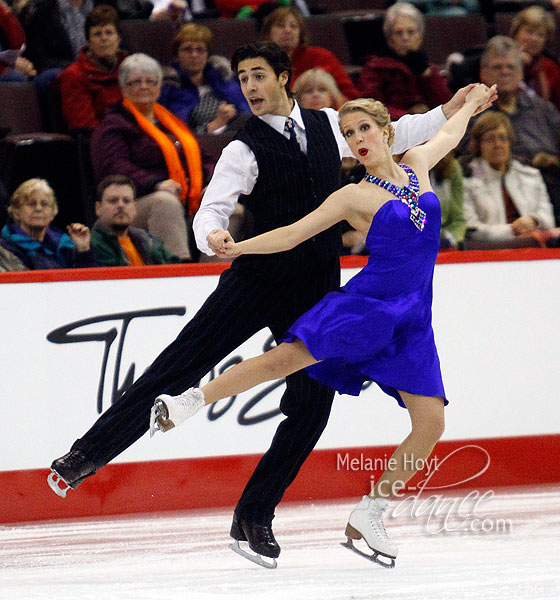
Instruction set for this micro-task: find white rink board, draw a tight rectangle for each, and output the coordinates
[1,259,560,472]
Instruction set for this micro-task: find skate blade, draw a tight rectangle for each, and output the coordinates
[229,540,278,569]
[341,538,396,569]
[47,471,70,498]
[149,400,175,438]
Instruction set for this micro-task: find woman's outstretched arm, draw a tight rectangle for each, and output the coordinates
[223,186,354,256]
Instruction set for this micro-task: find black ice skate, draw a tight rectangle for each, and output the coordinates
[47,450,96,498]
[229,516,280,569]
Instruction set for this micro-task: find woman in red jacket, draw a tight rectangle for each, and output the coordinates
[260,5,360,101]
[57,5,126,133]
[358,2,451,120]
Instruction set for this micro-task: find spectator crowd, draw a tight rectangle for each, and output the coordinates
[2,0,560,271]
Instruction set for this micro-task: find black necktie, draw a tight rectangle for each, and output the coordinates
[284,117,299,149]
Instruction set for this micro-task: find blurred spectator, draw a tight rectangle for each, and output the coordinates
[463,111,556,246]
[0,178,98,269]
[510,5,560,112]
[260,5,360,101]
[213,0,309,19]
[358,2,452,120]
[90,53,204,260]
[0,0,36,81]
[293,67,343,110]
[159,23,250,135]
[429,152,466,249]
[412,0,479,16]
[91,174,183,265]
[0,245,26,271]
[101,0,153,19]
[16,0,93,72]
[475,35,560,225]
[58,5,126,133]
[151,0,191,22]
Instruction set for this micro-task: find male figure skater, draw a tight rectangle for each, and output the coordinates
[49,42,480,567]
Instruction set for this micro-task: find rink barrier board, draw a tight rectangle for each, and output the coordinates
[2,248,559,524]
[2,433,559,524]
[1,248,560,284]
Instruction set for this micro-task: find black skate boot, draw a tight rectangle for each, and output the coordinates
[47,449,97,498]
[229,516,280,569]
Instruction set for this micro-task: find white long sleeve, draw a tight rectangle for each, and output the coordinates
[194,104,447,255]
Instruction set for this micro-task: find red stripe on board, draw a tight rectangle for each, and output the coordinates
[2,434,559,524]
[1,249,560,285]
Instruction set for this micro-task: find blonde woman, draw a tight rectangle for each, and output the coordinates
[293,67,344,110]
[0,179,96,269]
[152,84,495,567]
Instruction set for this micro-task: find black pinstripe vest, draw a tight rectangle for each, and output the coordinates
[235,108,342,272]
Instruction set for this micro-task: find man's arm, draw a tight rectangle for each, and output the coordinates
[192,140,258,256]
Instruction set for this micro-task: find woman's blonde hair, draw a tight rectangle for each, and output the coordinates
[172,23,213,56]
[510,6,555,45]
[293,68,343,109]
[8,178,58,219]
[338,98,395,146]
[469,111,514,157]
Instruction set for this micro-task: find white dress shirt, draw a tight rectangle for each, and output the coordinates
[194,101,447,255]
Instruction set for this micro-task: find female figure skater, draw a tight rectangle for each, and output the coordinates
[150,83,495,568]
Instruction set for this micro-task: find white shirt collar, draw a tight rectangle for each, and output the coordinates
[259,100,306,135]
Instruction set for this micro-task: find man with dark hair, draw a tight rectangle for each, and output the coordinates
[57,4,126,132]
[49,41,480,567]
[91,174,182,266]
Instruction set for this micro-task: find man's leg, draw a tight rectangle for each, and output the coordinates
[231,257,340,555]
[52,267,273,481]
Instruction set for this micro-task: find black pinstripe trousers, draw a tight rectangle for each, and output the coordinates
[73,255,340,522]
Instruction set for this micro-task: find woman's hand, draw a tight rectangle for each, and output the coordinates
[15,57,36,77]
[512,216,538,236]
[465,83,496,113]
[67,223,91,252]
[155,179,182,198]
[223,234,241,258]
[207,102,237,133]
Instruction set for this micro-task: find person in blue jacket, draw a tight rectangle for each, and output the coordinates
[159,23,250,135]
[0,178,98,270]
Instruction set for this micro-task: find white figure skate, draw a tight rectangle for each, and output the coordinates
[149,388,205,437]
[341,495,398,568]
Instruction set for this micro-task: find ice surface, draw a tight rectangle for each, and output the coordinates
[1,485,559,600]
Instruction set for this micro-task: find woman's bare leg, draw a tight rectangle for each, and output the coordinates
[372,391,445,499]
[200,339,318,405]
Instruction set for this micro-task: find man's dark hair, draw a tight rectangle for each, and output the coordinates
[85,5,120,40]
[231,41,293,94]
[97,174,135,203]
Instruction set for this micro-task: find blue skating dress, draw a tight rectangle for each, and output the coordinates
[283,164,447,408]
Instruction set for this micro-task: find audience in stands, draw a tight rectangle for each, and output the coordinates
[91,174,183,266]
[0,0,36,81]
[463,111,556,247]
[473,35,560,226]
[510,5,560,113]
[159,23,249,135]
[104,0,153,19]
[293,67,343,110]
[429,151,466,249]
[410,0,479,16]
[0,178,98,269]
[58,5,126,133]
[16,0,93,73]
[90,53,204,260]
[260,5,360,101]
[358,2,452,120]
